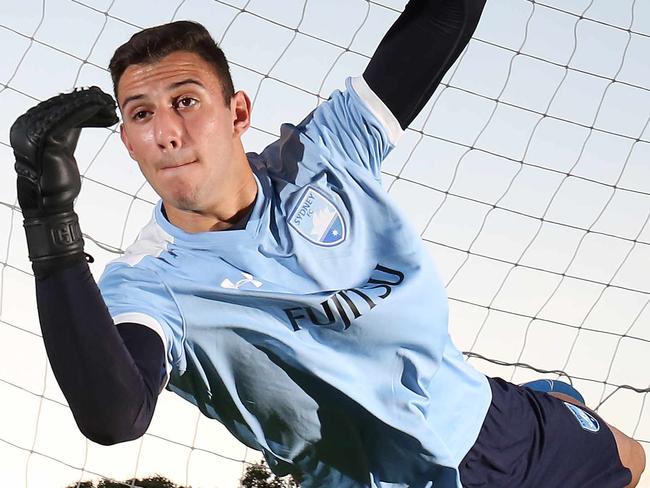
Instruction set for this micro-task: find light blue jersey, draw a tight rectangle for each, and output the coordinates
[98,77,491,487]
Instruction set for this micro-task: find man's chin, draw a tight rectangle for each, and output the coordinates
[162,192,200,214]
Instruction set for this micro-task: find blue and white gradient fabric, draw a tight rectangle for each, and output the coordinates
[98,77,491,488]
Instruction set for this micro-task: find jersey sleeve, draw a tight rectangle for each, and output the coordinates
[265,77,404,180]
[98,263,186,378]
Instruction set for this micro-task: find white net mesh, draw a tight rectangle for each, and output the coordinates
[0,0,648,486]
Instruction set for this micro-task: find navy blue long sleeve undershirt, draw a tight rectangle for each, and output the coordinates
[34,256,164,445]
[33,0,486,445]
[364,0,486,129]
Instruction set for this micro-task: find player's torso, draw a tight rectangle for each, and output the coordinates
[105,86,491,486]
[160,151,460,485]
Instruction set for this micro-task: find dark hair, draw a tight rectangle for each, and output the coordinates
[109,20,234,104]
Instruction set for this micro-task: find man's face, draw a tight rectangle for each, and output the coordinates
[117,50,249,214]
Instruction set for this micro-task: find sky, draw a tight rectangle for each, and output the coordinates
[0,0,649,486]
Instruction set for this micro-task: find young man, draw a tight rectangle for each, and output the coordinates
[9,1,645,486]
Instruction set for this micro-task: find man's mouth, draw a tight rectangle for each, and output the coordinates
[162,160,197,170]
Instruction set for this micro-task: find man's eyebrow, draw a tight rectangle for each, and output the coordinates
[169,78,205,91]
[121,93,145,110]
[121,79,206,110]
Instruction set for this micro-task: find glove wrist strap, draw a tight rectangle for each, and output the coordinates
[23,210,85,263]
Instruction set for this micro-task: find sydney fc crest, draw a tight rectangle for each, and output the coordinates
[289,187,346,246]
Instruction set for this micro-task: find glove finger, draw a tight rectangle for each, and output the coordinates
[12,86,118,141]
[10,86,118,164]
[79,97,120,128]
[28,86,116,124]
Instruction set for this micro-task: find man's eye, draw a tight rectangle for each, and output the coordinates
[132,110,149,121]
[175,97,197,109]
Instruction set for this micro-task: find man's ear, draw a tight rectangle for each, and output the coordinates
[231,90,251,137]
[120,123,137,161]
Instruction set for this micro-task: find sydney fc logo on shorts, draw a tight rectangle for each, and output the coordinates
[564,402,600,433]
[289,186,346,246]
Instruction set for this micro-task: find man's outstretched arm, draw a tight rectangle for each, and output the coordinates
[11,89,165,445]
[364,0,486,129]
[35,260,164,445]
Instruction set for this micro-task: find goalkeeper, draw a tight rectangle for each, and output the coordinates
[10,0,645,486]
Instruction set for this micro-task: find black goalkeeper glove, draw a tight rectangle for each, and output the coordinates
[10,87,118,269]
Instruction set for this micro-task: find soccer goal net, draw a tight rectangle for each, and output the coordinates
[0,0,648,486]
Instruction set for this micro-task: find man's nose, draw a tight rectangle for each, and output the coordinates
[154,107,184,151]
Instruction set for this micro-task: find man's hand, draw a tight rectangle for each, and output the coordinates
[10,87,118,264]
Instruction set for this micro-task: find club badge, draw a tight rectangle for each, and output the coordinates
[288,186,346,247]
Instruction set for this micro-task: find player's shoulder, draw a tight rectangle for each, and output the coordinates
[267,77,401,143]
[110,210,174,268]
[98,210,173,291]
[313,77,402,145]
[255,77,403,189]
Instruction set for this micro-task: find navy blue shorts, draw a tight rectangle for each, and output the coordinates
[458,377,632,488]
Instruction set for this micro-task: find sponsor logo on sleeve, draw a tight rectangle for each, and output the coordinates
[288,186,346,246]
[563,402,600,433]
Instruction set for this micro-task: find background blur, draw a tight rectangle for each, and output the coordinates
[0,0,648,486]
